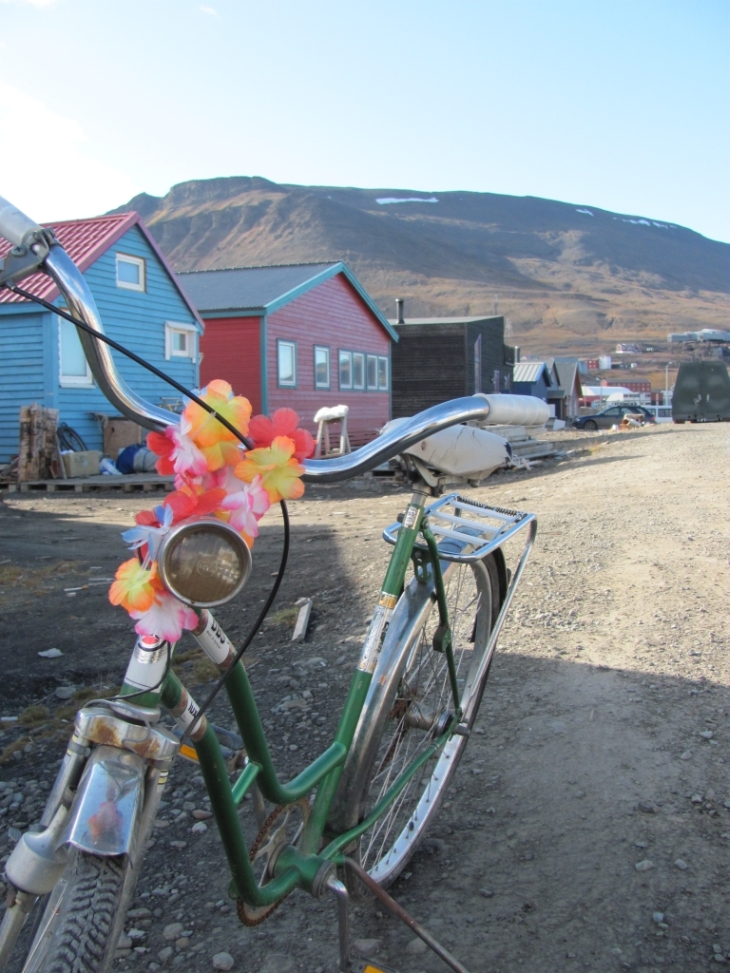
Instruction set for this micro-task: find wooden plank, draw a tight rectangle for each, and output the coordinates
[292,598,313,642]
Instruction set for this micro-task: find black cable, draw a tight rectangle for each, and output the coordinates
[1,278,294,729]
[180,498,290,745]
[7,283,254,451]
[110,641,173,703]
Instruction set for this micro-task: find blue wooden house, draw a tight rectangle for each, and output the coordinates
[513,360,567,419]
[0,213,203,463]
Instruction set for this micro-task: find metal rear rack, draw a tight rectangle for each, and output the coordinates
[383,493,533,563]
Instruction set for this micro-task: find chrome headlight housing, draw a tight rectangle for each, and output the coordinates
[157,519,252,608]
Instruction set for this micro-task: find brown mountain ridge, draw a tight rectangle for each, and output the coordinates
[111,176,729,358]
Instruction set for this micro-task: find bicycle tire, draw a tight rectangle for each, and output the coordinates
[56,424,88,453]
[19,850,136,973]
[331,553,501,891]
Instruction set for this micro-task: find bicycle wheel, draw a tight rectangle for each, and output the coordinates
[18,850,136,973]
[334,553,501,889]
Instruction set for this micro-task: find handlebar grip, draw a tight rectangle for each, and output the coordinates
[0,195,43,246]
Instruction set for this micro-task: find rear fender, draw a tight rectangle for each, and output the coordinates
[64,746,145,857]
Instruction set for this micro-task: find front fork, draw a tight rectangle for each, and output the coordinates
[0,644,179,968]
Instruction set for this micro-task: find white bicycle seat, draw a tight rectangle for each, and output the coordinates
[381,418,511,478]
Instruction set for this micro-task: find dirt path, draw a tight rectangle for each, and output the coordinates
[0,423,727,973]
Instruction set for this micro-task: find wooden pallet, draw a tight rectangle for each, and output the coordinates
[1,474,174,494]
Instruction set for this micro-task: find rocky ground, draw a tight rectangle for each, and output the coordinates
[0,422,727,973]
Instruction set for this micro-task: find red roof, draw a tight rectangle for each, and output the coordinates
[0,212,203,326]
[0,212,141,304]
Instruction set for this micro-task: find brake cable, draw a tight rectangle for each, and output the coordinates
[2,280,291,734]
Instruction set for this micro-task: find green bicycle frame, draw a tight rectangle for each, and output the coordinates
[150,486,461,908]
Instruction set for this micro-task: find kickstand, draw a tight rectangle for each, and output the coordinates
[341,858,473,973]
[325,875,351,973]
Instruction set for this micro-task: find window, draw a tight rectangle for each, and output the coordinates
[378,356,389,391]
[278,340,297,387]
[339,350,352,389]
[352,352,365,390]
[314,346,330,389]
[165,322,197,360]
[116,253,145,291]
[366,354,378,390]
[59,316,93,386]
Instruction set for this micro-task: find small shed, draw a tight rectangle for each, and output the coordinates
[180,263,397,446]
[389,313,515,417]
[552,360,583,419]
[0,213,203,464]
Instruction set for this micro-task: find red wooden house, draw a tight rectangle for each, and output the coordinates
[179,263,397,446]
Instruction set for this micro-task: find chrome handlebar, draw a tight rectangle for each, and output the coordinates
[0,195,491,484]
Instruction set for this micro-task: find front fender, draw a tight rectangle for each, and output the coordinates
[64,746,145,857]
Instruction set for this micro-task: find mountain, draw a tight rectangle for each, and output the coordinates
[111,177,730,358]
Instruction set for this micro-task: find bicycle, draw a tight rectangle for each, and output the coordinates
[0,195,536,973]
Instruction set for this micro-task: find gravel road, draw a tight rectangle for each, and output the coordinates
[0,422,727,973]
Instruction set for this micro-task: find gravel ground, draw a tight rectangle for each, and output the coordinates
[0,422,727,973]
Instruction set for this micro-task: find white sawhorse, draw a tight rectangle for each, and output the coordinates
[313,405,351,458]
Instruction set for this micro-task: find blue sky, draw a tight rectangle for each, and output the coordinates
[0,0,728,243]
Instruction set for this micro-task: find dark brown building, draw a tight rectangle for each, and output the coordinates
[389,311,516,417]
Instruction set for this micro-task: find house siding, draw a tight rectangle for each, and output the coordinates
[199,316,262,413]
[465,319,511,394]
[513,376,551,400]
[0,225,201,462]
[0,309,48,463]
[266,275,391,445]
[392,318,511,416]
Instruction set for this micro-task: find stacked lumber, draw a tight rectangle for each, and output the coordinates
[17,405,60,482]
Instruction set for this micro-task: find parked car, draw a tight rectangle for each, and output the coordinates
[573,405,656,430]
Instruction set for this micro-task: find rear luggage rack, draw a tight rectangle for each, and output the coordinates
[383,493,533,564]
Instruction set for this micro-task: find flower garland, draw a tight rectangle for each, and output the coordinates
[108,380,314,642]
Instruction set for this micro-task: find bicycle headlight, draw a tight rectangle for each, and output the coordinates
[157,520,252,608]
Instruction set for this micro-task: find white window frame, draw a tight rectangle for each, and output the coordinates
[277,339,297,387]
[339,350,352,390]
[378,356,389,391]
[165,322,198,361]
[314,345,330,389]
[58,315,93,387]
[116,253,146,292]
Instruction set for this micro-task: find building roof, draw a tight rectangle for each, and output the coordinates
[0,212,203,326]
[513,361,552,384]
[390,315,502,326]
[554,360,582,395]
[179,262,398,341]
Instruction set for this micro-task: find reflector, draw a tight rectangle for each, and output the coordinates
[158,520,252,607]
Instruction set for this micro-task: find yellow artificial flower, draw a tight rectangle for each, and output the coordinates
[234,436,305,503]
[183,379,252,451]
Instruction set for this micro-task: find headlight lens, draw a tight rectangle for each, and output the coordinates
[157,520,252,607]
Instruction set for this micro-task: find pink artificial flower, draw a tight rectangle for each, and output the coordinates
[131,591,198,643]
[220,475,271,540]
[147,419,208,478]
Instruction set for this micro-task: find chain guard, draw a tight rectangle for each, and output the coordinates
[237,797,310,927]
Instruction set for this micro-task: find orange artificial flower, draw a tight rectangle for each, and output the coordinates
[109,558,162,613]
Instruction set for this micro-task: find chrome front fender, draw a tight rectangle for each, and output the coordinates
[64,746,146,857]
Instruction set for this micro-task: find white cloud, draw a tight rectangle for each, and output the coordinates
[0,82,141,222]
[200,5,218,15]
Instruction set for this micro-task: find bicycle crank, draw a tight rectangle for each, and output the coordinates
[237,797,310,926]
